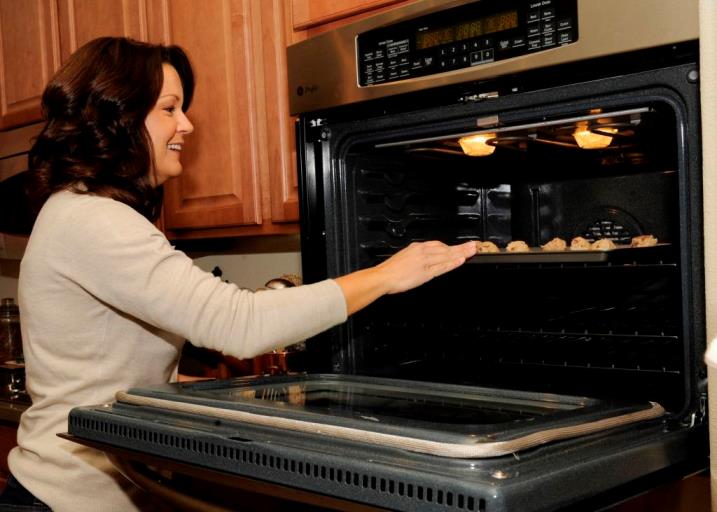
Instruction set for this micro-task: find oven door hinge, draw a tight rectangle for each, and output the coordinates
[306,117,330,142]
[682,391,707,428]
[458,91,499,103]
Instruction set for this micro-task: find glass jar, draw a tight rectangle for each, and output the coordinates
[0,297,23,364]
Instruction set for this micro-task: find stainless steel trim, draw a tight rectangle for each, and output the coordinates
[116,391,666,459]
[375,106,650,147]
[287,0,698,114]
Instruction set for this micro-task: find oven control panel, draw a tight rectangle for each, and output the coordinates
[357,0,578,86]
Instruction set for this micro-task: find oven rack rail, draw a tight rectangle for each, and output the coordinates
[362,322,682,374]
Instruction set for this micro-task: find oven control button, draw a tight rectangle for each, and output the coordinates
[528,25,541,38]
[558,18,572,30]
[543,33,556,47]
[527,9,541,23]
[528,37,542,50]
[512,37,527,48]
[542,7,556,19]
[470,51,482,64]
[558,30,573,45]
[482,49,494,61]
[543,20,556,33]
[498,39,511,50]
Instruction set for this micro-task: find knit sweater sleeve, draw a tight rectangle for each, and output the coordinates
[52,193,347,359]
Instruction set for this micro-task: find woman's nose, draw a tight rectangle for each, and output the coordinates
[179,111,194,134]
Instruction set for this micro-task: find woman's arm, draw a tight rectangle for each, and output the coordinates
[335,240,476,315]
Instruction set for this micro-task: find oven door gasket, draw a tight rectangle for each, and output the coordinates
[116,374,665,459]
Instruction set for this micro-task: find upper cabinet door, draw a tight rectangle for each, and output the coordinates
[57,0,148,60]
[291,0,410,31]
[0,0,60,130]
[148,0,262,230]
[0,0,150,131]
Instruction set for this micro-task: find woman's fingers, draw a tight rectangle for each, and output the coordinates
[429,255,468,277]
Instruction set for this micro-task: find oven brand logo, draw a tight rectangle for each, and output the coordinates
[296,85,319,96]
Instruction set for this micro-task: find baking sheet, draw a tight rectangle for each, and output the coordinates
[467,243,671,264]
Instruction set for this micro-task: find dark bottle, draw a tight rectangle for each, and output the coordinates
[0,297,23,364]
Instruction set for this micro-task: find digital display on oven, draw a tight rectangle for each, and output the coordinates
[357,0,578,87]
[415,10,520,50]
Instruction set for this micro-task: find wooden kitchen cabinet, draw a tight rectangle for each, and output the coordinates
[290,0,414,36]
[0,0,151,131]
[0,420,18,488]
[148,0,300,237]
[56,0,149,61]
[0,0,60,130]
[1,0,300,238]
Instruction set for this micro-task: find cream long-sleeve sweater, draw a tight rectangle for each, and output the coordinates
[8,190,347,511]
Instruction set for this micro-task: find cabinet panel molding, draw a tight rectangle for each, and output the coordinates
[57,0,148,60]
[259,0,298,223]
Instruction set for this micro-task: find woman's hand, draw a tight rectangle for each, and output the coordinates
[376,240,476,294]
[335,240,476,315]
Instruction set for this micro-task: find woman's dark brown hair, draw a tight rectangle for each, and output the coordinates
[28,37,194,221]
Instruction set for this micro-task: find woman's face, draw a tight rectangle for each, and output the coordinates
[145,64,194,186]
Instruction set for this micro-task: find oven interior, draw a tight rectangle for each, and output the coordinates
[302,95,699,422]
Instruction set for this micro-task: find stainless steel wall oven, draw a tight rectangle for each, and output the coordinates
[66,1,707,511]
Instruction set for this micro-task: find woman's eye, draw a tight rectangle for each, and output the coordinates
[164,106,176,114]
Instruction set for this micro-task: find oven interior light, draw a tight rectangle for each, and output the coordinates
[572,126,618,149]
[458,133,496,156]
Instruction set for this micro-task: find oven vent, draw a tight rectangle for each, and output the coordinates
[68,410,490,512]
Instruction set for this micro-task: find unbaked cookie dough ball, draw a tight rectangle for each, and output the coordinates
[541,237,567,251]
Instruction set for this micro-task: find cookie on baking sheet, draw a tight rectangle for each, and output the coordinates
[506,240,530,253]
[541,237,567,251]
[630,234,658,247]
[570,236,592,251]
[476,241,500,253]
[591,238,617,251]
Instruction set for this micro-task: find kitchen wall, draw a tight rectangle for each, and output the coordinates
[0,262,18,301]
[0,235,302,301]
[188,236,303,289]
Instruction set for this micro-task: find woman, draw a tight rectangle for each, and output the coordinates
[0,37,476,511]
